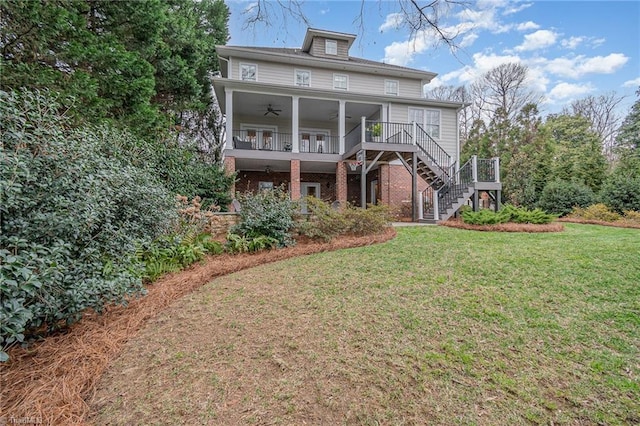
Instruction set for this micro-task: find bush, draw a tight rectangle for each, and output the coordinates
[537,180,595,216]
[225,233,279,253]
[622,210,640,224]
[231,187,297,247]
[569,204,621,222]
[297,197,391,241]
[461,205,555,225]
[0,89,177,360]
[599,172,640,214]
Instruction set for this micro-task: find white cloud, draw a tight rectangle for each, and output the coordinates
[460,33,479,48]
[591,38,606,48]
[503,2,533,15]
[516,21,540,31]
[623,77,640,87]
[379,13,404,32]
[561,36,585,49]
[382,31,431,66]
[548,82,595,101]
[577,53,628,75]
[515,29,558,51]
[319,8,330,15]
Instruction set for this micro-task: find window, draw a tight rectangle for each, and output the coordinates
[424,110,441,139]
[295,69,310,87]
[325,39,337,55]
[409,107,441,139]
[240,63,256,81]
[333,74,348,90]
[385,80,399,96]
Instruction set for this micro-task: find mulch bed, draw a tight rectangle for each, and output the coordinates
[1,228,396,426]
[440,219,565,233]
[557,217,640,229]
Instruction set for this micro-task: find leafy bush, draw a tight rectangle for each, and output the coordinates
[297,197,350,242]
[297,197,391,241]
[569,204,622,222]
[231,187,297,247]
[342,203,392,235]
[0,89,177,360]
[599,172,640,214]
[537,180,595,216]
[461,205,555,225]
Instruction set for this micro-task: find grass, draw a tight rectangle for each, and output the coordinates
[91,224,639,425]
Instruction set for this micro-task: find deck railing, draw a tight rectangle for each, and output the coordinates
[231,131,339,154]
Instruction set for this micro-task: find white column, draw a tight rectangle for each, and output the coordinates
[292,96,299,153]
[433,190,440,221]
[494,157,501,183]
[338,100,346,154]
[225,89,233,148]
[361,116,367,143]
[418,191,424,220]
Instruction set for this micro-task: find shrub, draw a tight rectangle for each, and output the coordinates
[342,203,392,235]
[224,233,278,253]
[461,205,555,225]
[622,210,640,224]
[569,204,621,222]
[297,197,391,241]
[537,180,595,216]
[297,197,350,242]
[599,172,640,214]
[231,187,297,247]
[0,89,177,360]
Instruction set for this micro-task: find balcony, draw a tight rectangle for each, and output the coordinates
[231,130,339,154]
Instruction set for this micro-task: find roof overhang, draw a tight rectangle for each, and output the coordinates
[211,78,465,113]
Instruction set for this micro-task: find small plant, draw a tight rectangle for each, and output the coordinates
[622,210,640,224]
[225,233,278,253]
[368,123,382,137]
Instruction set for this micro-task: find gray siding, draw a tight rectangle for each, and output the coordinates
[389,103,458,160]
[229,57,425,98]
[310,36,349,60]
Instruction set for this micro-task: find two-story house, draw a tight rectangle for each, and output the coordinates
[213,28,501,221]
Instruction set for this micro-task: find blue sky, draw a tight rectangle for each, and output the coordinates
[226,1,640,116]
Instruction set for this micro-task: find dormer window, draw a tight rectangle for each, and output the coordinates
[325,39,337,55]
[240,63,256,81]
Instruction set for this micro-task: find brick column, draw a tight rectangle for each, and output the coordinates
[336,161,347,206]
[290,159,301,200]
[223,156,236,210]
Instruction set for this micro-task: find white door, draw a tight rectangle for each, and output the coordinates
[300,183,321,213]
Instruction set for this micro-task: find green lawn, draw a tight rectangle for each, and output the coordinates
[92,224,640,425]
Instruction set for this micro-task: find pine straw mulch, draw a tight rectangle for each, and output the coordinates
[439,218,565,233]
[557,217,640,229]
[1,228,396,426]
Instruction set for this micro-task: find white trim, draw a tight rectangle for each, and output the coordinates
[408,106,441,140]
[239,123,278,150]
[325,39,338,55]
[294,69,311,87]
[384,79,399,96]
[239,62,257,81]
[333,73,348,90]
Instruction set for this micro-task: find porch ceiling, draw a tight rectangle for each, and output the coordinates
[232,92,379,125]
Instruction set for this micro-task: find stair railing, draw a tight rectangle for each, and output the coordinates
[414,124,452,181]
[424,158,473,220]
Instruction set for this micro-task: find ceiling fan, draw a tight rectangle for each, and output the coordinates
[329,112,352,120]
[264,104,282,116]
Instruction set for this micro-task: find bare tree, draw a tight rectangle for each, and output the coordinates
[478,63,542,121]
[563,92,625,159]
[242,0,467,48]
[426,84,472,140]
